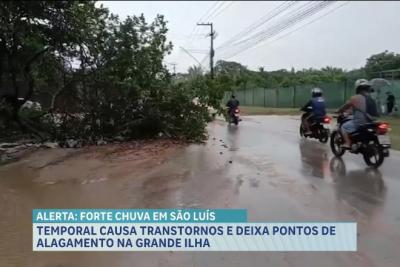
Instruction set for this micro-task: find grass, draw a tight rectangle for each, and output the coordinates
[239,106,301,116]
[381,116,400,150]
[239,106,400,150]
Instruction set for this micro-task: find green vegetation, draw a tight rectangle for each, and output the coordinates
[0,1,225,143]
[364,51,400,79]
[382,116,400,150]
[209,50,400,93]
[240,106,301,116]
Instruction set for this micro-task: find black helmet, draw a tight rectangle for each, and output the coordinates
[311,87,322,97]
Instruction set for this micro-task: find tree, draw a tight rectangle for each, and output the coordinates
[51,13,175,140]
[0,1,108,136]
[187,65,203,78]
[365,51,400,78]
[0,1,221,142]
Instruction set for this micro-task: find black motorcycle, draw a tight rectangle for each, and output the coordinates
[299,107,331,143]
[228,107,240,125]
[330,113,391,168]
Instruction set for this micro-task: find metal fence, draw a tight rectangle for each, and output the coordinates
[223,80,400,114]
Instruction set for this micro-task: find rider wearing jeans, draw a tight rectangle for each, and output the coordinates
[337,79,378,149]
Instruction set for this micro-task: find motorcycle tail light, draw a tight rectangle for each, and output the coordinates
[377,122,390,135]
[323,116,331,124]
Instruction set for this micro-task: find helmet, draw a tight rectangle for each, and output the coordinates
[311,87,322,97]
[355,79,372,94]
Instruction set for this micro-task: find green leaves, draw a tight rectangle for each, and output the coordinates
[365,51,400,79]
[0,2,214,142]
[211,60,349,89]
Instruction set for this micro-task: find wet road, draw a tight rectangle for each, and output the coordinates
[1,115,400,267]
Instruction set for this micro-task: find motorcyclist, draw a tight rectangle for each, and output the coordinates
[226,94,240,117]
[337,79,378,149]
[300,88,326,135]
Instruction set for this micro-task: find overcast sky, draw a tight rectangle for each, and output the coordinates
[99,1,400,73]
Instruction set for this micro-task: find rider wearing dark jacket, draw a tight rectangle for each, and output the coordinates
[301,88,326,134]
[226,95,240,115]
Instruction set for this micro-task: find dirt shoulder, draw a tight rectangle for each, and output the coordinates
[0,139,184,183]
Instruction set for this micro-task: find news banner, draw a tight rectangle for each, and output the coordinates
[32,209,357,251]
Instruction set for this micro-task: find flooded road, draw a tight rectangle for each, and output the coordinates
[1,115,400,267]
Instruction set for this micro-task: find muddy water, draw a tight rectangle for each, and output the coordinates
[1,116,400,267]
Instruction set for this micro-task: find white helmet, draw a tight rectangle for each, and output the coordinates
[355,79,372,93]
[355,79,370,88]
[311,87,322,97]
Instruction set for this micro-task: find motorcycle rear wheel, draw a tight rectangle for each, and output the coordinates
[319,129,329,143]
[363,141,384,168]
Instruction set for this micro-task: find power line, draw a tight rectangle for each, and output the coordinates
[200,1,296,66]
[266,1,350,46]
[282,1,315,18]
[208,1,235,20]
[186,49,209,54]
[220,1,335,59]
[218,1,296,50]
[217,2,316,58]
[199,2,220,21]
[186,2,221,47]
[233,1,325,47]
[191,2,224,41]
[216,1,298,51]
[180,46,207,70]
[185,2,223,67]
[200,54,209,67]
[191,2,225,45]
[201,1,228,22]
[251,2,333,43]
[187,2,235,67]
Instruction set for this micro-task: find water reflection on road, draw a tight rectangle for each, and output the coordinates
[0,115,400,267]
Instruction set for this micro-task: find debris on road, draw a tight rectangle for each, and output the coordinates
[42,142,59,149]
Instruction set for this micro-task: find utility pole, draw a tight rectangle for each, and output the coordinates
[197,22,215,79]
[171,63,177,76]
[167,62,177,76]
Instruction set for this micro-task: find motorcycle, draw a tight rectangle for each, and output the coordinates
[299,107,331,143]
[228,107,240,125]
[330,113,391,168]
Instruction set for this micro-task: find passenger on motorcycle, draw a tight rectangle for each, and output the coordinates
[226,94,240,116]
[300,88,326,135]
[337,79,379,149]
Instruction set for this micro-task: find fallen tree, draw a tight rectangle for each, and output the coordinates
[0,1,226,144]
